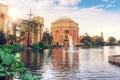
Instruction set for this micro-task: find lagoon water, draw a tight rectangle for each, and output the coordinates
[18,46,120,80]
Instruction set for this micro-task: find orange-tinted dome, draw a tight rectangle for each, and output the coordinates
[55,17,74,23]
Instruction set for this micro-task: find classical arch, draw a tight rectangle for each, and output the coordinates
[54,30,60,45]
[63,30,70,47]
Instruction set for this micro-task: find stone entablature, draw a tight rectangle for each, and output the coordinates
[51,17,79,46]
[0,3,8,14]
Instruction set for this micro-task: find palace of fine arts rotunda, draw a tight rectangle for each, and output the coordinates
[51,17,79,46]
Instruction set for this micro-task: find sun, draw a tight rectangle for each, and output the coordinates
[8,8,19,18]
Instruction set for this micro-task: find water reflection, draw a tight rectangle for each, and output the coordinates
[21,49,43,70]
[18,46,120,80]
[52,48,79,71]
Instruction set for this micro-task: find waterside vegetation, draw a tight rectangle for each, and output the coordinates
[80,33,120,48]
[0,44,40,80]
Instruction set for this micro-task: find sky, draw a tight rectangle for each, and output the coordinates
[0,0,120,40]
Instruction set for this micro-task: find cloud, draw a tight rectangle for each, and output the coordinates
[59,0,81,6]
[92,4,105,9]
[1,0,120,40]
[106,4,113,8]
[110,0,116,4]
[102,0,109,2]
[105,0,117,8]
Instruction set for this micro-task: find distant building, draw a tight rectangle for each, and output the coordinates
[0,3,8,37]
[51,17,79,46]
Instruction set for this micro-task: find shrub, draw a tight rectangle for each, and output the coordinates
[32,42,39,49]
[0,51,27,77]
[39,41,45,50]
[20,73,40,80]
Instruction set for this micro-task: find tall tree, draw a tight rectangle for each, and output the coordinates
[19,20,39,47]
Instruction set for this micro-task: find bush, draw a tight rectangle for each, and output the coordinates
[0,44,25,54]
[50,43,55,49]
[0,51,27,77]
[32,42,39,50]
[44,44,50,49]
[20,73,40,80]
[12,43,25,50]
[39,41,45,49]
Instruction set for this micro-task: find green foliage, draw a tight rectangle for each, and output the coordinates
[19,20,40,47]
[80,34,105,47]
[50,43,55,49]
[20,73,40,80]
[0,31,7,45]
[106,36,116,46]
[39,41,45,49]
[84,40,92,47]
[80,35,92,47]
[0,45,41,79]
[0,43,24,54]
[91,36,104,46]
[32,42,39,49]
[44,44,50,49]
[12,43,25,51]
[42,29,53,44]
[32,41,54,50]
[0,51,27,77]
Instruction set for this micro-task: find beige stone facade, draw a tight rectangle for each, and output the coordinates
[32,16,44,43]
[0,3,8,37]
[51,17,79,46]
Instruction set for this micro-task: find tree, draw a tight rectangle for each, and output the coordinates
[80,35,92,47]
[0,31,7,45]
[42,29,53,45]
[106,36,116,46]
[80,33,105,47]
[91,35,104,46]
[117,40,120,46]
[20,20,39,47]
[92,36,100,46]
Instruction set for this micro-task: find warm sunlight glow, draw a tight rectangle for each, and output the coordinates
[8,8,19,18]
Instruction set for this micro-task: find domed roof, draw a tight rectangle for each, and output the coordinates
[55,17,74,22]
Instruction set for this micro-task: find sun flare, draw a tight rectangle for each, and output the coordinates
[8,8,19,18]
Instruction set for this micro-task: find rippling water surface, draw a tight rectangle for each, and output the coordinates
[18,46,120,80]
